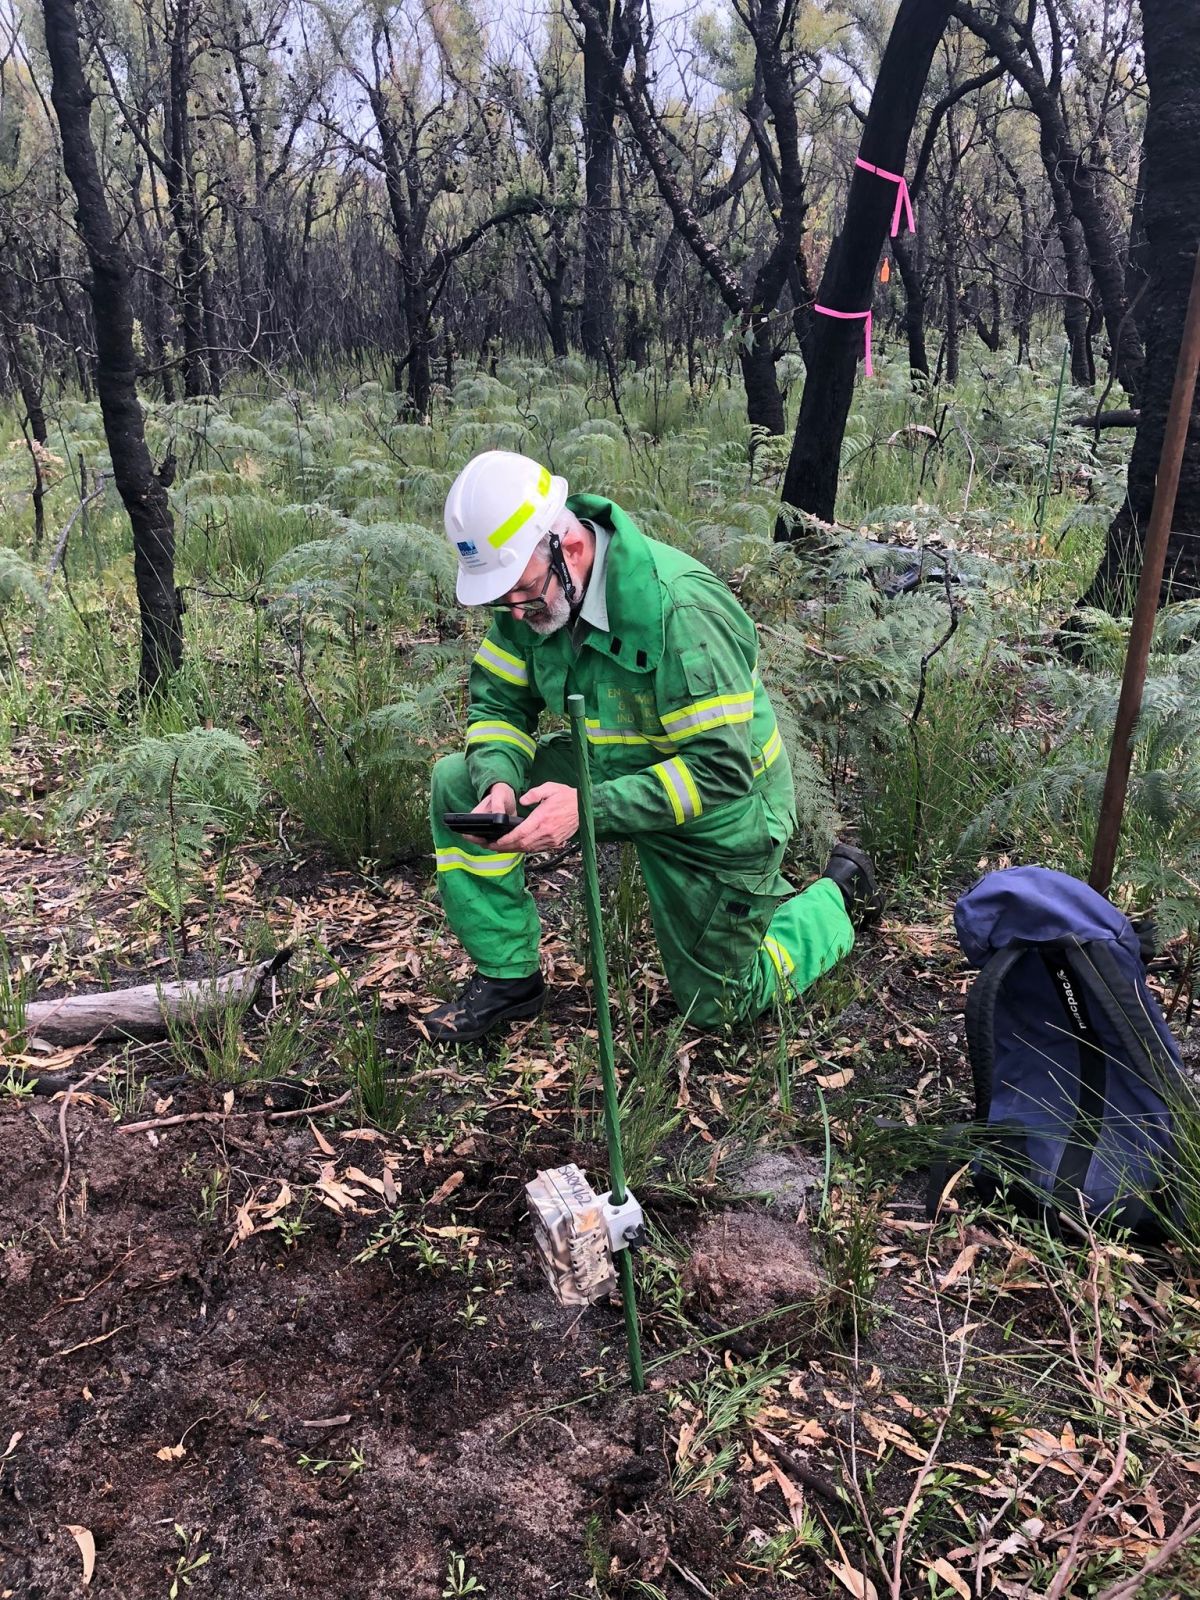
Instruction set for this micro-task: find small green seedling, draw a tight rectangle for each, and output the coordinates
[297,1445,367,1477]
[442,1552,484,1597]
[168,1525,210,1597]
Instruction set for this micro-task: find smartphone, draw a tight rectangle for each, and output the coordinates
[442,811,518,840]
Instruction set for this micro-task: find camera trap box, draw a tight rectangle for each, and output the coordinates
[526,1164,643,1307]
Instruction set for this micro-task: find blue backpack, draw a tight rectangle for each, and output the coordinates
[951,866,1183,1237]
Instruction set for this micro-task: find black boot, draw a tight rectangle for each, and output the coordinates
[420,970,545,1044]
[822,843,883,927]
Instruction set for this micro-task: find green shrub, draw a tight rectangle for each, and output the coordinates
[63,727,261,948]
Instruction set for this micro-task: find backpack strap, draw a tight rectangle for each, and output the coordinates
[964,945,1025,1121]
[1066,940,1182,1090]
[1038,946,1110,1208]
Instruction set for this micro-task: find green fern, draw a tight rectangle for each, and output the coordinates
[964,606,1200,935]
[65,728,261,946]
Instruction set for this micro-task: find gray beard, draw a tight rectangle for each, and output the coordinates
[522,587,573,635]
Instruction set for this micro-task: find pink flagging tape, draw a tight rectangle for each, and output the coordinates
[813,304,873,376]
[854,157,916,237]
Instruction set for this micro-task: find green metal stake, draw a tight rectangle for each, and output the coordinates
[568,692,645,1394]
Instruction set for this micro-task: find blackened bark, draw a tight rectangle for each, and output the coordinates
[0,255,48,546]
[1080,0,1200,609]
[0,262,48,446]
[778,0,954,528]
[580,0,634,361]
[546,253,569,359]
[165,0,214,396]
[128,155,176,403]
[891,230,929,377]
[740,330,786,437]
[1042,135,1095,384]
[42,0,181,689]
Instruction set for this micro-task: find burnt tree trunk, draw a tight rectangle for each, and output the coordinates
[892,229,929,377]
[42,0,182,690]
[128,154,176,403]
[0,253,49,547]
[1079,0,1200,609]
[0,262,48,448]
[580,0,634,362]
[165,0,215,397]
[778,0,954,528]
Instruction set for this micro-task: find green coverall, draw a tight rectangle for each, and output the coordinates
[430,496,854,1028]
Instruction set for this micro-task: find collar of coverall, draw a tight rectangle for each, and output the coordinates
[561,494,665,674]
[574,518,611,633]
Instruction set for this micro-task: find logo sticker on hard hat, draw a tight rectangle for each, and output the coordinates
[456,540,487,571]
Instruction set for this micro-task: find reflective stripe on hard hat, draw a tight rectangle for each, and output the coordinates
[488,467,552,549]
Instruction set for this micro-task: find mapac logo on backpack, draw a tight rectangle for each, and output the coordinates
[952,866,1183,1238]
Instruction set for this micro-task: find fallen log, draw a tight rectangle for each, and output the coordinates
[23,949,293,1045]
[1069,409,1142,430]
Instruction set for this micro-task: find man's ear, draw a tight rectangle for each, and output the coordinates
[559,516,590,562]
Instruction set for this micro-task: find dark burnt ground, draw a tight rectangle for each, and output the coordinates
[2,740,1199,1599]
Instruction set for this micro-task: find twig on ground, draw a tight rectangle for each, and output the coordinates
[1044,1430,1129,1600]
[53,1323,129,1358]
[55,1064,110,1214]
[1090,1503,1200,1600]
[665,1555,718,1599]
[117,1090,352,1135]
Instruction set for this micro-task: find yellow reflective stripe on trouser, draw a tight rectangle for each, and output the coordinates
[751,724,784,778]
[488,466,552,548]
[762,934,795,980]
[661,691,755,740]
[465,720,536,759]
[651,757,702,825]
[435,847,522,877]
[473,638,529,685]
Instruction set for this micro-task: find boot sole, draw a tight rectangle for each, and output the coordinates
[422,993,545,1045]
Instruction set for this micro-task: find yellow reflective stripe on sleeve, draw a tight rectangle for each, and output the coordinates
[751,724,784,778]
[435,848,522,877]
[473,638,529,686]
[762,934,795,979]
[661,691,755,740]
[466,720,536,760]
[651,757,702,824]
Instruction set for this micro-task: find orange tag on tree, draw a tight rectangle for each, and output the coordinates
[880,259,891,284]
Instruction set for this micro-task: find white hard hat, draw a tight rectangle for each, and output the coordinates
[443,450,569,605]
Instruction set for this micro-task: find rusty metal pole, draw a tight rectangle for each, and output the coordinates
[1090,245,1200,895]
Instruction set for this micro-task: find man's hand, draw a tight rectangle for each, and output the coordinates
[500,782,579,853]
[462,782,518,847]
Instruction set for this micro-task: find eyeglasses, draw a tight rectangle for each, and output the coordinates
[494,560,558,615]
